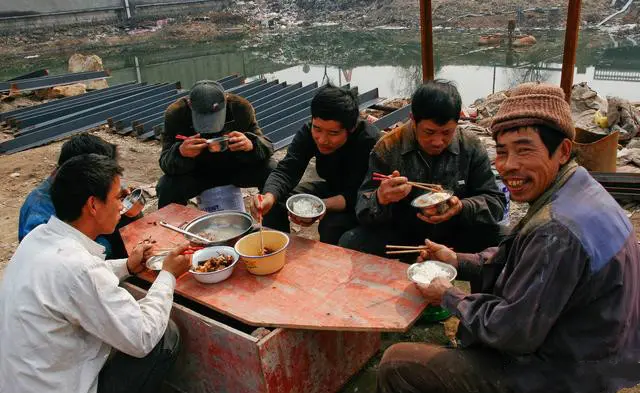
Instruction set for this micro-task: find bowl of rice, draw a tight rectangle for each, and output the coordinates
[410,190,454,215]
[407,260,457,285]
[286,194,326,225]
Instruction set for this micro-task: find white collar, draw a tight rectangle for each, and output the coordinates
[47,216,107,259]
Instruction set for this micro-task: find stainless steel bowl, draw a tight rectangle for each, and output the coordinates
[410,189,454,215]
[121,188,146,218]
[407,261,457,285]
[286,194,326,225]
[182,211,255,247]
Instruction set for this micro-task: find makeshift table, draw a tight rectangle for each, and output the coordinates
[120,204,428,393]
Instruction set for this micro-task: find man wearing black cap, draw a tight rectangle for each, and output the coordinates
[157,80,275,208]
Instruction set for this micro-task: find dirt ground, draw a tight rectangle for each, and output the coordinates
[0,127,161,277]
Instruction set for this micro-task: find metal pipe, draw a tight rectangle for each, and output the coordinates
[419,0,435,82]
[123,0,132,19]
[560,0,583,103]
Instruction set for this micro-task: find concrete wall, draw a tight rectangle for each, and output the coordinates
[0,0,229,31]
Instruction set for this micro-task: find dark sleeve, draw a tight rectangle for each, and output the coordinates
[262,125,314,203]
[355,149,394,224]
[339,129,380,211]
[231,99,274,164]
[455,247,498,281]
[159,102,197,176]
[458,141,507,226]
[442,224,586,354]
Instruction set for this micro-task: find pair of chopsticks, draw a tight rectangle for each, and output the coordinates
[385,244,428,255]
[372,172,442,192]
[153,245,204,257]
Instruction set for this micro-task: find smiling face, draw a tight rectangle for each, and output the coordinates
[311,117,350,155]
[494,127,572,203]
[413,118,458,156]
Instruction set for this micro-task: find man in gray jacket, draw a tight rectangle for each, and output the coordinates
[376,83,640,393]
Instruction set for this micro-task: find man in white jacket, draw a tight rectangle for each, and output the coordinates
[0,154,192,393]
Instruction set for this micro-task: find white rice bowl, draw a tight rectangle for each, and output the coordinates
[407,261,457,285]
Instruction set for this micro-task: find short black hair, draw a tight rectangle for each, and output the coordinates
[310,84,359,131]
[51,154,123,222]
[411,80,462,125]
[494,125,567,157]
[57,134,117,167]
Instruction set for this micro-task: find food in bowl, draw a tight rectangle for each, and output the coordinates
[407,261,457,285]
[286,194,326,224]
[410,190,454,215]
[189,246,239,284]
[411,263,450,284]
[197,230,217,242]
[192,254,235,273]
[412,192,452,208]
[235,231,290,275]
[262,247,275,256]
[291,198,323,217]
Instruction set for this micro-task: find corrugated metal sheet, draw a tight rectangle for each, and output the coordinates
[0,73,411,155]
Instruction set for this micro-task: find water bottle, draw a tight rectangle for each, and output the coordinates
[493,170,510,226]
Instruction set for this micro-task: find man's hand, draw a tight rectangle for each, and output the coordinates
[417,239,458,268]
[251,193,276,220]
[127,243,153,275]
[376,170,412,205]
[416,277,453,306]
[178,134,208,158]
[228,131,254,152]
[162,244,192,279]
[417,196,463,224]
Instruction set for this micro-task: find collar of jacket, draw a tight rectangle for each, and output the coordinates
[400,121,460,156]
[47,216,107,259]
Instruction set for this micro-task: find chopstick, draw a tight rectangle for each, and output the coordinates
[385,244,428,255]
[372,172,442,192]
[386,250,425,255]
[152,245,203,256]
[386,245,428,250]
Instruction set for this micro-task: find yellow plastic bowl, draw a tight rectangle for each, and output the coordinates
[234,231,290,275]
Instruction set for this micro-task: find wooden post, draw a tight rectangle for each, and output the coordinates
[560,0,582,103]
[419,0,435,82]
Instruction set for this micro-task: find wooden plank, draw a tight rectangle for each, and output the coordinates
[124,282,268,393]
[258,329,380,393]
[120,205,428,332]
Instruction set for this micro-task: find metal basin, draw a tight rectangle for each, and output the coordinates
[183,211,255,247]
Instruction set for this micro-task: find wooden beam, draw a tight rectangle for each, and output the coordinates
[419,0,435,82]
[560,0,583,103]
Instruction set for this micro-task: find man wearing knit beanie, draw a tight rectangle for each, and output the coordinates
[377,83,640,393]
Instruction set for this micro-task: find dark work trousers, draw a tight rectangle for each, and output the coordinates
[98,320,181,393]
[339,223,505,259]
[377,343,510,393]
[157,159,277,208]
[263,181,359,245]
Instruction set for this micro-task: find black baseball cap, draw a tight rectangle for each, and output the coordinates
[188,80,227,133]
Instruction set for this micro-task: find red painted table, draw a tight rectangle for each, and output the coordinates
[120,204,428,392]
